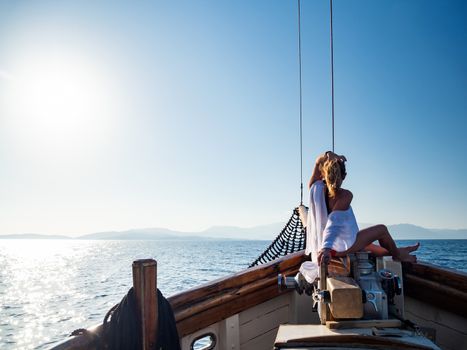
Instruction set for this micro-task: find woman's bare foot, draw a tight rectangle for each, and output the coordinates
[399,242,420,254]
[400,242,420,253]
[394,242,420,263]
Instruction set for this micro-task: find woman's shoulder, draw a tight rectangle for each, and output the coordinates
[332,189,353,211]
[339,189,353,201]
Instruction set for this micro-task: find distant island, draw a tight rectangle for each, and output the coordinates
[0,223,466,240]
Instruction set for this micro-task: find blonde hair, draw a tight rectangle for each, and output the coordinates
[321,159,343,198]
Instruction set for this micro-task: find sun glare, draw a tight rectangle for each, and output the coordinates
[3,52,115,154]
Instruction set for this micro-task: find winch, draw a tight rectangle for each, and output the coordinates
[279,252,403,323]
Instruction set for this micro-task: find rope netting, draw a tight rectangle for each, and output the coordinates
[249,207,306,267]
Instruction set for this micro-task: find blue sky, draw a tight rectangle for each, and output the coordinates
[0,0,466,236]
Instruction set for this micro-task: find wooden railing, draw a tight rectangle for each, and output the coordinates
[403,261,467,317]
[168,250,308,337]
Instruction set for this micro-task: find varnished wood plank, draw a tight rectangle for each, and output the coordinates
[132,259,158,350]
[168,251,307,310]
[404,274,467,317]
[404,262,467,292]
[47,324,102,350]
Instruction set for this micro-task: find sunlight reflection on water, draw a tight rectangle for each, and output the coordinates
[0,240,95,349]
[0,239,268,349]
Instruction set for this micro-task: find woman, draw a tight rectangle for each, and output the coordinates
[308,151,419,266]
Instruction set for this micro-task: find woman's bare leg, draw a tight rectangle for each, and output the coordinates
[336,224,418,262]
[365,243,389,257]
[365,242,420,257]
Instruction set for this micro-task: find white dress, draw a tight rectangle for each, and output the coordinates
[306,180,359,262]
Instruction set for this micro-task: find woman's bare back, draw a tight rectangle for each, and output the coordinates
[327,187,353,212]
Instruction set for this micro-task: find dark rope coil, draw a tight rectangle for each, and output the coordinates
[102,288,142,350]
[99,287,180,350]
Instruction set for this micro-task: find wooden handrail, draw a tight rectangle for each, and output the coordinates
[46,324,102,350]
[404,261,467,292]
[169,250,307,310]
[403,261,467,317]
[168,251,308,337]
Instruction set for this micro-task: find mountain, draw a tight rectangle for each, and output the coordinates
[428,228,467,240]
[78,224,284,241]
[78,228,213,240]
[1,223,466,240]
[385,224,467,240]
[386,224,438,240]
[0,233,70,239]
[200,222,283,240]
[232,222,467,241]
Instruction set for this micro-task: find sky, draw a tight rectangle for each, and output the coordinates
[0,0,466,236]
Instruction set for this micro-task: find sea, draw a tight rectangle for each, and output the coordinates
[0,239,466,349]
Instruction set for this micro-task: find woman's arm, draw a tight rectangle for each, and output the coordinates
[308,153,327,189]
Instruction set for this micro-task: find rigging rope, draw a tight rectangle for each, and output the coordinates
[330,0,335,152]
[250,1,339,267]
[250,1,308,267]
[297,0,304,205]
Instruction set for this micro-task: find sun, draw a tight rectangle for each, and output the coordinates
[3,52,115,153]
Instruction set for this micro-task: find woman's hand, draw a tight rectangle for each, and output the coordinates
[317,248,332,266]
[325,151,347,163]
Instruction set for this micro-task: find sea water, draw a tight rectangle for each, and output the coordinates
[0,239,466,349]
